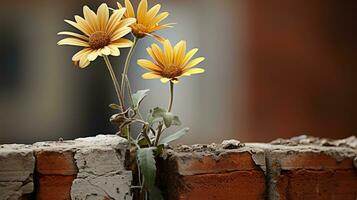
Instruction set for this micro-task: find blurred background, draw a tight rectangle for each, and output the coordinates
[0,0,356,144]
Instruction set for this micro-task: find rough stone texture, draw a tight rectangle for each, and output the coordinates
[221,139,243,149]
[160,136,357,200]
[0,144,35,200]
[250,142,357,200]
[32,135,132,200]
[160,143,266,200]
[1,135,356,200]
[71,147,132,200]
[271,135,357,149]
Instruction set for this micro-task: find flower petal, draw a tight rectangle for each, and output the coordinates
[64,19,91,36]
[146,33,166,43]
[184,57,205,70]
[87,50,100,61]
[146,47,164,66]
[58,31,89,41]
[138,59,162,71]
[79,54,91,68]
[174,40,186,66]
[107,8,126,33]
[72,48,92,61]
[58,38,89,47]
[160,78,170,83]
[182,48,199,66]
[108,45,120,56]
[116,18,136,30]
[151,43,164,57]
[163,40,173,65]
[74,15,95,34]
[124,0,135,17]
[149,23,175,32]
[101,46,111,55]
[83,5,99,31]
[151,12,168,25]
[111,38,133,48]
[97,3,109,30]
[142,72,161,79]
[182,68,205,76]
[137,0,148,24]
[144,4,161,25]
[111,27,132,41]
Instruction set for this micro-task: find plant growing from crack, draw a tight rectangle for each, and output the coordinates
[58,0,205,199]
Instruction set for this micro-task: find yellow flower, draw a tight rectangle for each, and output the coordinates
[117,0,174,41]
[58,4,136,68]
[138,40,205,83]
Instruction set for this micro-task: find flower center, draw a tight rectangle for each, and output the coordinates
[89,31,110,49]
[132,24,149,38]
[162,67,182,78]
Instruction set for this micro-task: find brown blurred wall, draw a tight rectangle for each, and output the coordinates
[0,0,356,144]
[242,0,357,141]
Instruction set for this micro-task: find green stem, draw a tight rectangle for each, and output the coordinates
[103,55,125,112]
[121,37,138,99]
[154,123,163,146]
[125,76,144,120]
[168,81,174,112]
[143,125,152,146]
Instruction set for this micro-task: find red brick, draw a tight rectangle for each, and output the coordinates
[37,175,75,200]
[268,150,357,200]
[278,153,354,170]
[161,149,266,200]
[35,151,77,175]
[169,170,266,200]
[175,152,261,175]
[277,169,357,200]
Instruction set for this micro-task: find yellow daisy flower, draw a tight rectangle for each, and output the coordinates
[58,3,136,68]
[138,40,205,83]
[117,0,174,42]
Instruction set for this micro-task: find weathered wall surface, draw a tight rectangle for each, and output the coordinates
[0,135,132,200]
[0,135,356,200]
[160,137,357,200]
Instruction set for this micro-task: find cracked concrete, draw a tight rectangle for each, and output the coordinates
[163,141,266,176]
[271,135,357,149]
[33,134,132,200]
[71,147,131,200]
[1,135,132,200]
[70,135,132,200]
[1,134,356,199]
[0,144,35,200]
[248,136,357,200]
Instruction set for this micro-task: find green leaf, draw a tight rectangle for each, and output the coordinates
[149,186,164,200]
[132,89,150,109]
[156,144,165,155]
[158,128,189,145]
[120,125,130,138]
[148,107,181,128]
[109,103,121,110]
[163,112,182,128]
[137,147,157,191]
[147,107,166,126]
[137,135,150,147]
[152,107,166,118]
[163,112,174,127]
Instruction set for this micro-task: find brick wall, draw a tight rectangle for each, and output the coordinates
[0,135,132,200]
[0,135,356,200]
[159,137,356,200]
